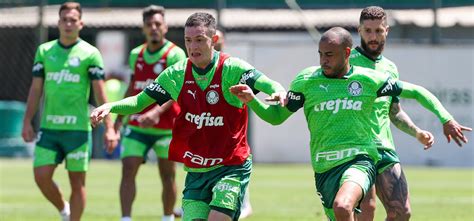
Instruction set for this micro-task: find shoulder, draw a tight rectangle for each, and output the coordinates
[349,48,362,59]
[349,48,370,67]
[295,66,320,80]
[221,56,255,81]
[380,56,399,76]
[38,40,57,51]
[164,59,187,74]
[77,40,100,54]
[224,56,254,70]
[352,66,379,77]
[290,66,320,89]
[166,44,186,64]
[129,44,145,57]
[352,66,389,84]
[381,56,397,68]
[157,59,187,88]
[168,42,186,55]
[128,44,145,66]
[349,48,367,62]
[36,40,58,57]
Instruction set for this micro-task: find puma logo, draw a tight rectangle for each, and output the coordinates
[187,90,196,99]
[319,84,329,92]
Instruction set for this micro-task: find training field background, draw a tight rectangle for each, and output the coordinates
[0,159,472,221]
[0,1,472,221]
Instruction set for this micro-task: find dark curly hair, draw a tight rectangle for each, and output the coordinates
[359,6,387,26]
[142,5,165,23]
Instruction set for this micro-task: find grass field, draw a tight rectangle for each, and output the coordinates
[1,158,473,221]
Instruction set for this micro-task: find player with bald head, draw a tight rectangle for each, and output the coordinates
[321,27,353,48]
[229,27,470,221]
[318,27,353,78]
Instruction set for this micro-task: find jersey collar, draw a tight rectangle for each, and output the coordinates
[192,50,219,75]
[343,66,354,79]
[355,46,382,62]
[321,65,353,79]
[57,39,80,49]
[146,40,168,55]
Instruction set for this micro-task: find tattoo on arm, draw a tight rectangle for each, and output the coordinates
[389,102,419,137]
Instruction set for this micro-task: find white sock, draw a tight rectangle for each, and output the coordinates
[162,215,175,221]
[60,201,70,221]
[60,201,70,216]
[121,217,132,221]
[173,207,183,216]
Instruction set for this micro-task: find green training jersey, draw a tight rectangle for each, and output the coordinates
[128,41,186,76]
[350,46,399,150]
[127,41,186,135]
[32,39,105,131]
[286,65,402,173]
[145,51,271,108]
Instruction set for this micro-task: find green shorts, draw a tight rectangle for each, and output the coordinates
[182,158,252,221]
[34,129,91,172]
[120,126,172,160]
[375,149,400,174]
[315,155,376,221]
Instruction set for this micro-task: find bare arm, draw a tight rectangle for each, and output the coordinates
[389,102,420,137]
[22,77,44,142]
[92,80,119,153]
[389,101,434,149]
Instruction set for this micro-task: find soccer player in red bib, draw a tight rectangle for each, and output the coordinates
[91,12,286,221]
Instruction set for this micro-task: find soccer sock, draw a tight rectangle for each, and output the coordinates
[60,201,70,216]
[173,207,183,217]
[121,217,132,221]
[162,215,175,221]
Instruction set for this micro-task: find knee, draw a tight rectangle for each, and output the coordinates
[160,172,176,185]
[399,206,411,220]
[160,168,176,184]
[360,198,376,212]
[34,173,49,186]
[400,210,411,220]
[121,168,136,182]
[71,180,85,190]
[386,205,411,220]
[333,199,354,218]
[121,164,139,181]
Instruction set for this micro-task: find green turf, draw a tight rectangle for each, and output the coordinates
[0,158,473,220]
